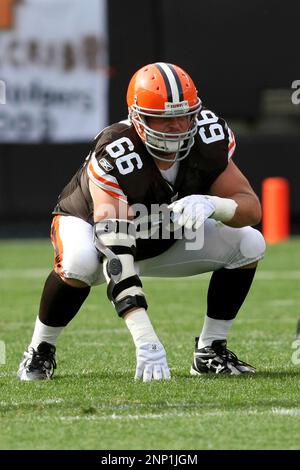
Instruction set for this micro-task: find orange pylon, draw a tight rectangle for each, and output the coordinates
[0,0,15,29]
[262,177,290,244]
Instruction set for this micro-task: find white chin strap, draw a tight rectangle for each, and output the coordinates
[147,135,183,153]
[144,136,194,162]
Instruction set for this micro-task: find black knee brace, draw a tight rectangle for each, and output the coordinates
[94,219,147,317]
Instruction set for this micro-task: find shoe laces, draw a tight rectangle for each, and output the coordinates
[213,343,251,367]
[218,346,238,362]
[28,346,57,373]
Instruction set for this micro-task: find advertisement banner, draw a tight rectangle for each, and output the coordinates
[0,0,108,142]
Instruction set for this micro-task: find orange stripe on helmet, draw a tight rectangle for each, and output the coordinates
[127,62,200,111]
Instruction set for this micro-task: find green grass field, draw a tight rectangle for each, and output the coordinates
[0,238,300,450]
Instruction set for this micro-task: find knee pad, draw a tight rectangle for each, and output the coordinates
[93,219,147,317]
[60,247,100,285]
[239,228,266,260]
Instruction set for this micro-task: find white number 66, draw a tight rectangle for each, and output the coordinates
[106,137,143,175]
[197,110,225,144]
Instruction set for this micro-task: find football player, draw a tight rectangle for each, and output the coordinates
[18,62,265,381]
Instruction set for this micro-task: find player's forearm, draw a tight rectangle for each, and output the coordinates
[124,308,160,346]
[224,193,261,228]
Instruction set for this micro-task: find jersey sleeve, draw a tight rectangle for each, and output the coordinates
[87,125,133,204]
[87,122,150,206]
[87,150,128,204]
[196,108,236,161]
[227,126,236,160]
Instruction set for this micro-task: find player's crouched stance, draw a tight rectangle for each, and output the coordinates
[18,62,266,381]
[18,218,170,382]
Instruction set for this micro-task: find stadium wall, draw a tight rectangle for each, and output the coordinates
[0,136,299,237]
[0,0,299,237]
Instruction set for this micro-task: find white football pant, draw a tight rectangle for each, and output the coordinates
[51,215,266,286]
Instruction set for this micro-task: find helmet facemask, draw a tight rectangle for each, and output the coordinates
[127,62,202,161]
[129,98,201,162]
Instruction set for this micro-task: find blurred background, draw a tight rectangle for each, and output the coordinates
[1,2,300,452]
[0,0,299,238]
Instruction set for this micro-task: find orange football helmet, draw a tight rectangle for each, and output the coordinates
[127,62,202,161]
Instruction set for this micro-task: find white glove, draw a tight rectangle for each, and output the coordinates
[135,342,171,382]
[168,195,216,230]
[169,195,238,229]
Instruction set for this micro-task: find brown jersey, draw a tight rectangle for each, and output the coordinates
[53,108,236,260]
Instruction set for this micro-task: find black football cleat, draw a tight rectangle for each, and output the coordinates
[17,341,57,381]
[190,337,256,375]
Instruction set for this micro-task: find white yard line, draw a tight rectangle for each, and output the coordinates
[1,269,300,281]
[1,398,299,420]
[267,299,300,306]
[271,408,300,416]
[55,408,300,422]
[66,328,126,336]
[0,269,49,279]
[0,398,64,407]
